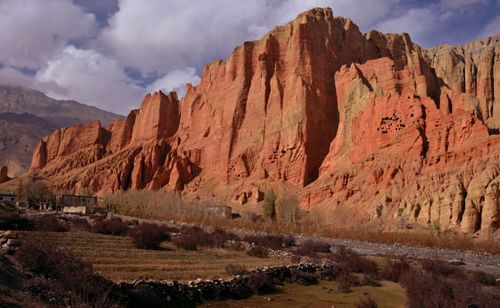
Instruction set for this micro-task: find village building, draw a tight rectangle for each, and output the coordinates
[205,204,232,219]
[0,193,17,204]
[56,194,98,214]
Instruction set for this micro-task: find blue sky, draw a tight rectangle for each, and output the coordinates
[0,0,498,114]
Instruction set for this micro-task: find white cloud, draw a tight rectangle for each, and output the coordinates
[35,46,144,114]
[0,0,97,69]
[0,67,35,88]
[148,68,200,97]
[98,0,400,75]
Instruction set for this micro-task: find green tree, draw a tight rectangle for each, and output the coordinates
[262,189,276,221]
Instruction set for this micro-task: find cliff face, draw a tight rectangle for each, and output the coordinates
[29,8,499,237]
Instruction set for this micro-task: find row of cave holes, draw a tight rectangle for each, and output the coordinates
[377,113,407,134]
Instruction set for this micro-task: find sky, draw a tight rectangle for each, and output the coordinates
[0,0,498,115]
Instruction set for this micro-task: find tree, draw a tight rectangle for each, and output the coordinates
[20,177,55,209]
[16,179,25,204]
[262,189,276,221]
[277,192,299,224]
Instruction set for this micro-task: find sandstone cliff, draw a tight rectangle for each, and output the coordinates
[28,8,499,237]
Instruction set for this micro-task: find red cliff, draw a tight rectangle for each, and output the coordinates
[29,8,499,238]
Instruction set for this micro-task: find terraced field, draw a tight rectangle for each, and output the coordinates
[25,231,289,282]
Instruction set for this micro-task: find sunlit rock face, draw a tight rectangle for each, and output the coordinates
[29,8,499,238]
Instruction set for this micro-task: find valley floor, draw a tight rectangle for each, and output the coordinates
[202,280,407,308]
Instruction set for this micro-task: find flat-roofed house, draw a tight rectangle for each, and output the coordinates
[57,194,98,214]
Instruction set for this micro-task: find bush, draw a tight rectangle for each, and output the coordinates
[473,270,497,286]
[32,215,68,232]
[173,226,238,250]
[289,268,319,285]
[67,217,91,231]
[14,238,117,306]
[379,257,410,282]
[337,268,358,293]
[172,227,205,250]
[173,236,198,250]
[295,240,331,257]
[361,273,381,287]
[246,272,275,294]
[246,246,269,258]
[92,218,129,236]
[421,259,464,279]
[400,268,456,308]
[210,228,240,247]
[0,215,34,230]
[356,296,378,308]
[243,234,295,250]
[330,246,378,275]
[226,264,249,276]
[131,223,171,250]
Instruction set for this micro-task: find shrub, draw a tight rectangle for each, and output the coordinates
[32,215,69,232]
[226,264,249,276]
[173,226,239,250]
[246,272,275,294]
[473,271,497,286]
[210,228,240,247]
[330,246,378,275]
[337,268,357,293]
[131,223,171,250]
[420,259,465,279]
[172,235,198,250]
[243,234,295,250]
[92,218,129,236]
[67,217,91,231]
[356,296,378,308]
[379,257,410,282]
[400,268,456,308]
[0,215,34,230]
[295,240,331,257]
[246,246,269,258]
[14,238,117,306]
[361,273,381,287]
[289,268,319,285]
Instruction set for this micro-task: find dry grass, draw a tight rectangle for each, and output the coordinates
[20,231,289,282]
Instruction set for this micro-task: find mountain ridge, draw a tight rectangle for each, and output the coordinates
[0,85,123,176]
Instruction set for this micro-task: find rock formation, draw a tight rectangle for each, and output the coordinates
[27,8,499,237]
[0,166,11,184]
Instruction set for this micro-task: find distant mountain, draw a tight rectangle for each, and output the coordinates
[0,85,123,176]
